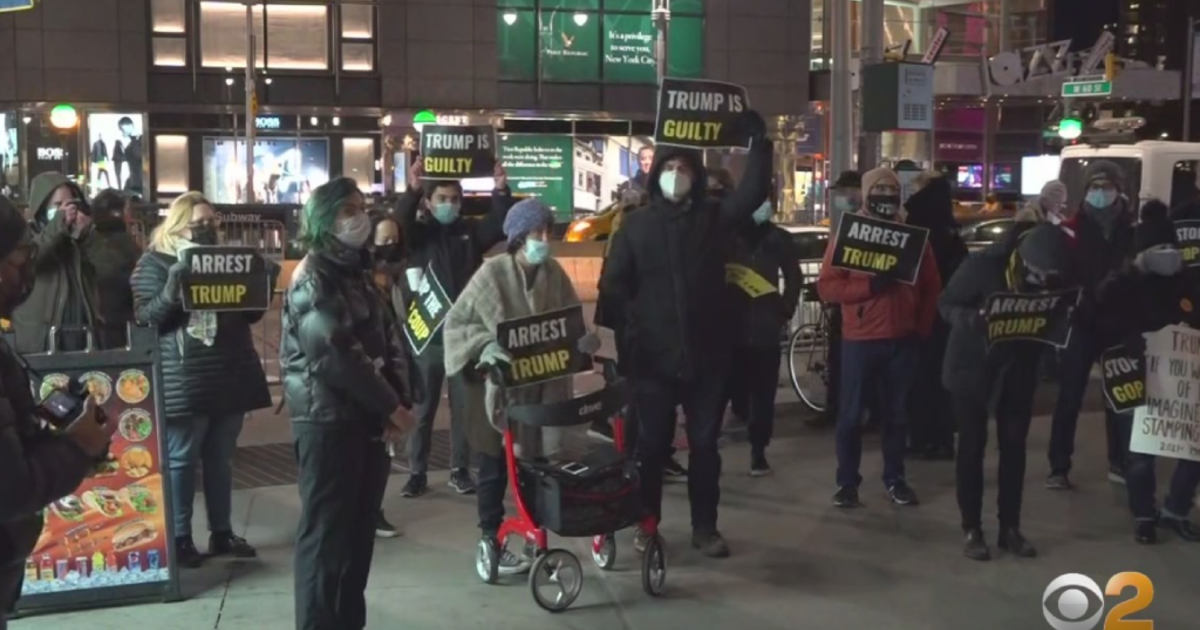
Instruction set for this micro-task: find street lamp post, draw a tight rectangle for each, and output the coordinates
[244,2,257,203]
[652,0,670,87]
[1184,18,1198,142]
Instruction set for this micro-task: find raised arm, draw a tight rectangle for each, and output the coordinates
[717,111,773,226]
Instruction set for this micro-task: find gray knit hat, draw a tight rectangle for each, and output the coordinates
[1017,223,1069,275]
[503,197,553,244]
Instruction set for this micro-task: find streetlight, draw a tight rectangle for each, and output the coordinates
[49,104,78,175]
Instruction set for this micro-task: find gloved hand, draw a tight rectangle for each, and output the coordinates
[163,259,190,301]
[478,341,513,367]
[577,332,601,355]
[732,109,768,140]
[868,275,893,296]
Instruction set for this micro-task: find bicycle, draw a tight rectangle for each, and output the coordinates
[787,285,832,413]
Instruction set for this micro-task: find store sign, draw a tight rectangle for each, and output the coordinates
[986,34,1112,88]
[0,0,36,11]
[37,147,64,161]
[255,116,282,130]
[87,113,144,197]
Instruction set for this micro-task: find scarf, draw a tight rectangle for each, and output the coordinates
[174,240,218,348]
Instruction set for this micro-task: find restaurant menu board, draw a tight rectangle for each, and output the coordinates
[21,367,170,597]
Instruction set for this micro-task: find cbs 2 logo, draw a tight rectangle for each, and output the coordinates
[1043,572,1154,630]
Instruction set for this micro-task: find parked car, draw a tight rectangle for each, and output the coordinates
[960,216,1015,252]
[564,201,620,242]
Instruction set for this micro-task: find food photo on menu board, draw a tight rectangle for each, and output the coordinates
[21,367,170,596]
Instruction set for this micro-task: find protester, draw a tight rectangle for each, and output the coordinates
[11,172,113,353]
[282,178,413,630]
[1015,181,1069,226]
[940,223,1072,560]
[443,197,600,574]
[393,158,513,498]
[1047,161,1135,490]
[983,194,1003,213]
[130,191,271,567]
[724,193,800,475]
[903,172,967,460]
[0,197,118,623]
[598,109,772,558]
[1095,200,1200,544]
[89,189,142,347]
[816,167,941,509]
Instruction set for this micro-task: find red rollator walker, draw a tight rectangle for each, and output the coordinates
[475,357,666,612]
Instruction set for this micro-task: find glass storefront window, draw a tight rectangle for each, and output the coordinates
[202,137,329,204]
[86,113,146,198]
[0,114,20,200]
[151,0,187,34]
[199,2,329,70]
[200,2,266,68]
[154,135,190,198]
[342,138,375,185]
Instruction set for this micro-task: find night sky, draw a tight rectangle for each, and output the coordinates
[1051,0,1120,50]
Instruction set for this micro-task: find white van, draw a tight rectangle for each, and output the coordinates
[1059,141,1200,210]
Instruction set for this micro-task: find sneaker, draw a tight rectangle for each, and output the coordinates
[497,547,532,576]
[1159,514,1200,542]
[175,537,204,569]
[832,485,861,508]
[663,457,688,479]
[401,474,428,498]
[588,420,615,443]
[375,512,401,538]
[749,452,772,477]
[1045,473,1072,491]
[209,531,257,558]
[633,527,651,555]
[1107,464,1127,485]
[691,529,731,558]
[448,469,477,495]
[887,481,920,506]
[963,529,991,561]
[1135,520,1158,545]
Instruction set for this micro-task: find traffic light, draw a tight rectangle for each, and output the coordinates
[1104,53,1119,82]
[1058,117,1084,140]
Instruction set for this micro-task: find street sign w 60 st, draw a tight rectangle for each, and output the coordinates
[1062,80,1112,98]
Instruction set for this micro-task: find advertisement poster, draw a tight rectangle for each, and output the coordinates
[0,112,19,199]
[22,367,170,597]
[499,135,574,222]
[497,305,593,387]
[982,289,1080,348]
[179,246,272,312]
[601,14,704,83]
[654,78,751,150]
[419,125,496,180]
[1101,344,1146,414]
[87,113,145,198]
[829,213,929,284]
[27,117,79,183]
[538,8,601,81]
[1131,325,1200,462]
[202,137,329,204]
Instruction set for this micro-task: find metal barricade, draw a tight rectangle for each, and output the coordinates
[219,218,286,386]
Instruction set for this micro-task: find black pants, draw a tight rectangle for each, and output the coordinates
[408,348,471,474]
[909,327,954,450]
[477,451,507,534]
[1048,329,1123,474]
[826,307,843,418]
[954,363,1039,531]
[1120,414,1200,520]
[726,345,781,452]
[634,369,727,531]
[294,422,391,630]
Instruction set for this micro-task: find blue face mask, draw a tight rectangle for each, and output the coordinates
[523,238,550,265]
[431,202,460,225]
[752,202,773,225]
[1085,189,1117,210]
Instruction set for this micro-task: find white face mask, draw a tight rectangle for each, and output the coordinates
[1138,247,1183,276]
[334,214,372,249]
[659,170,691,202]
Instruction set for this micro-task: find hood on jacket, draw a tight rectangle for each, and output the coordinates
[904,176,955,230]
[645,146,708,207]
[29,172,86,227]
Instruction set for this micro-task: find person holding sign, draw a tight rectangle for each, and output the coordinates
[598,109,773,559]
[130,192,273,568]
[442,198,600,576]
[393,157,514,498]
[282,178,414,630]
[1095,201,1200,544]
[816,167,941,510]
[940,224,1073,560]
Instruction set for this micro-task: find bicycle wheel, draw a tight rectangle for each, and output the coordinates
[788,324,829,413]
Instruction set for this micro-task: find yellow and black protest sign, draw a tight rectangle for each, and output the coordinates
[829,212,930,284]
[1101,344,1146,414]
[1175,219,1200,268]
[983,288,1080,348]
[180,246,271,312]
[654,77,751,150]
[419,124,496,179]
[725,264,777,298]
[497,305,593,387]
[402,265,451,356]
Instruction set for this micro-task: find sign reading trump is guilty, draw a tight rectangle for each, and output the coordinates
[180,246,270,312]
[654,78,751,150]
[983,288,1080,348]
[498,305,593,387]
[829,213,929,284]
[419,125,496,179]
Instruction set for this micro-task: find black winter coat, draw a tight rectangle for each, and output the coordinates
[598,140,773,381]
[904,177,968,290]
[727,222,801,348]
[1095,269,1200,348]
[1070,209,1135,331]
[281,246,411,428]
[131,251,272,421]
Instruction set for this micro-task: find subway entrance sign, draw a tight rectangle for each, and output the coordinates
[1062,79,1112,98]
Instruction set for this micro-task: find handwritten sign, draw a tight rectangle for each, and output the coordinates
[829,213,930,284]
[497,305,592,387]
[1101,344,1146,414]
[179,246,271,312]
[654,78,751,150]
[402,265,451,356]
[983,288,1079,348]
[1131,325,1200,462]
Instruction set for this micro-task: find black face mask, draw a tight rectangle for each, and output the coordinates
[866,194,901,219]
[374,244,404,265]
[190,225,219,246]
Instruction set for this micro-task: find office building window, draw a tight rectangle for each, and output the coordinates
[152,0,188,67]
[153,37,188,67]
[342,43,374,71]
[341,4,374,39]
[152,0,187,33]
[199,2,329,70]
[154,135,190,197]
[342,138,376,184]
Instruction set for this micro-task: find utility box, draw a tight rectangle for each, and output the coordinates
[861,62,935,132]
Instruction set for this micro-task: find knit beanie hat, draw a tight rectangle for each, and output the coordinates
[833,171,861,190]
[1134,200,1177,252]
[0,195,28,260]
[1039,180,1068,213]
[1084,160,1125,194]
[861,167,901,197]
[1017,223,1070,275]
[503,197,553,244]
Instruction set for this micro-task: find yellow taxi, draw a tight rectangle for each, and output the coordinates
[564,202,621,242]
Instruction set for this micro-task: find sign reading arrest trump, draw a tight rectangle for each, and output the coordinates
[654,78,751,150]
[419,125,496,179]
[829,213,929,284]
[497,305,593,388]
[179,246,270,312]
[982,288,1079,348]
[1131,325,1200,462]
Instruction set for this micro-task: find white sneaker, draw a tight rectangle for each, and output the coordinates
[497,548,532,575]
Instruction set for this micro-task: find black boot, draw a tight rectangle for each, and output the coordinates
[963,529,990,561]
[998,527,1037,558]
[1134,520,1158,544]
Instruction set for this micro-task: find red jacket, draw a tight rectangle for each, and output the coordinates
[816,243,941,341]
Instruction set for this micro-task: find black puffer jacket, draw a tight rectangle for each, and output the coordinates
[281,246,411,427]
[598,137,772,381]
[130,251,272,420]
[727,221,801,348]
[1096,269,1200,348]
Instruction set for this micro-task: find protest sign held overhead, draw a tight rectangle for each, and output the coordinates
[655,78,751,150]
[1101,344,1146,414]
[403,265,451,356]
[829,213,930,284]
[179,246,271,312]
[419,125,496,179]
[983,288,1080,348]
[1131,325,1200,462]
[1175,219,1200,268]
[497,305,593,388]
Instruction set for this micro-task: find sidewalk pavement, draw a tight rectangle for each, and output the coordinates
[12,398,1200,630]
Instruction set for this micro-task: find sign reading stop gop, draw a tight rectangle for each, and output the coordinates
[179,246,272,312]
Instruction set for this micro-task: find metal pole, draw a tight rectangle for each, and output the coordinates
[858,0,884,172]
[245,2,256,203]
[1184,18,1197,142]
[998,0,1011,52]
[653,0,670,87]
[830,0,853,224]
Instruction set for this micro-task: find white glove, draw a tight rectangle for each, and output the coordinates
[477,341,513,367]
[576,332,601,355]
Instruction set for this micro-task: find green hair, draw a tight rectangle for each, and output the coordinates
[297,177,360,252]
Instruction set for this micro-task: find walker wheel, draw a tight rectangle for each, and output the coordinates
[476,538,499,584]
[591,534,617,570]
[641,534,666,597]
[528,549,584,613]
